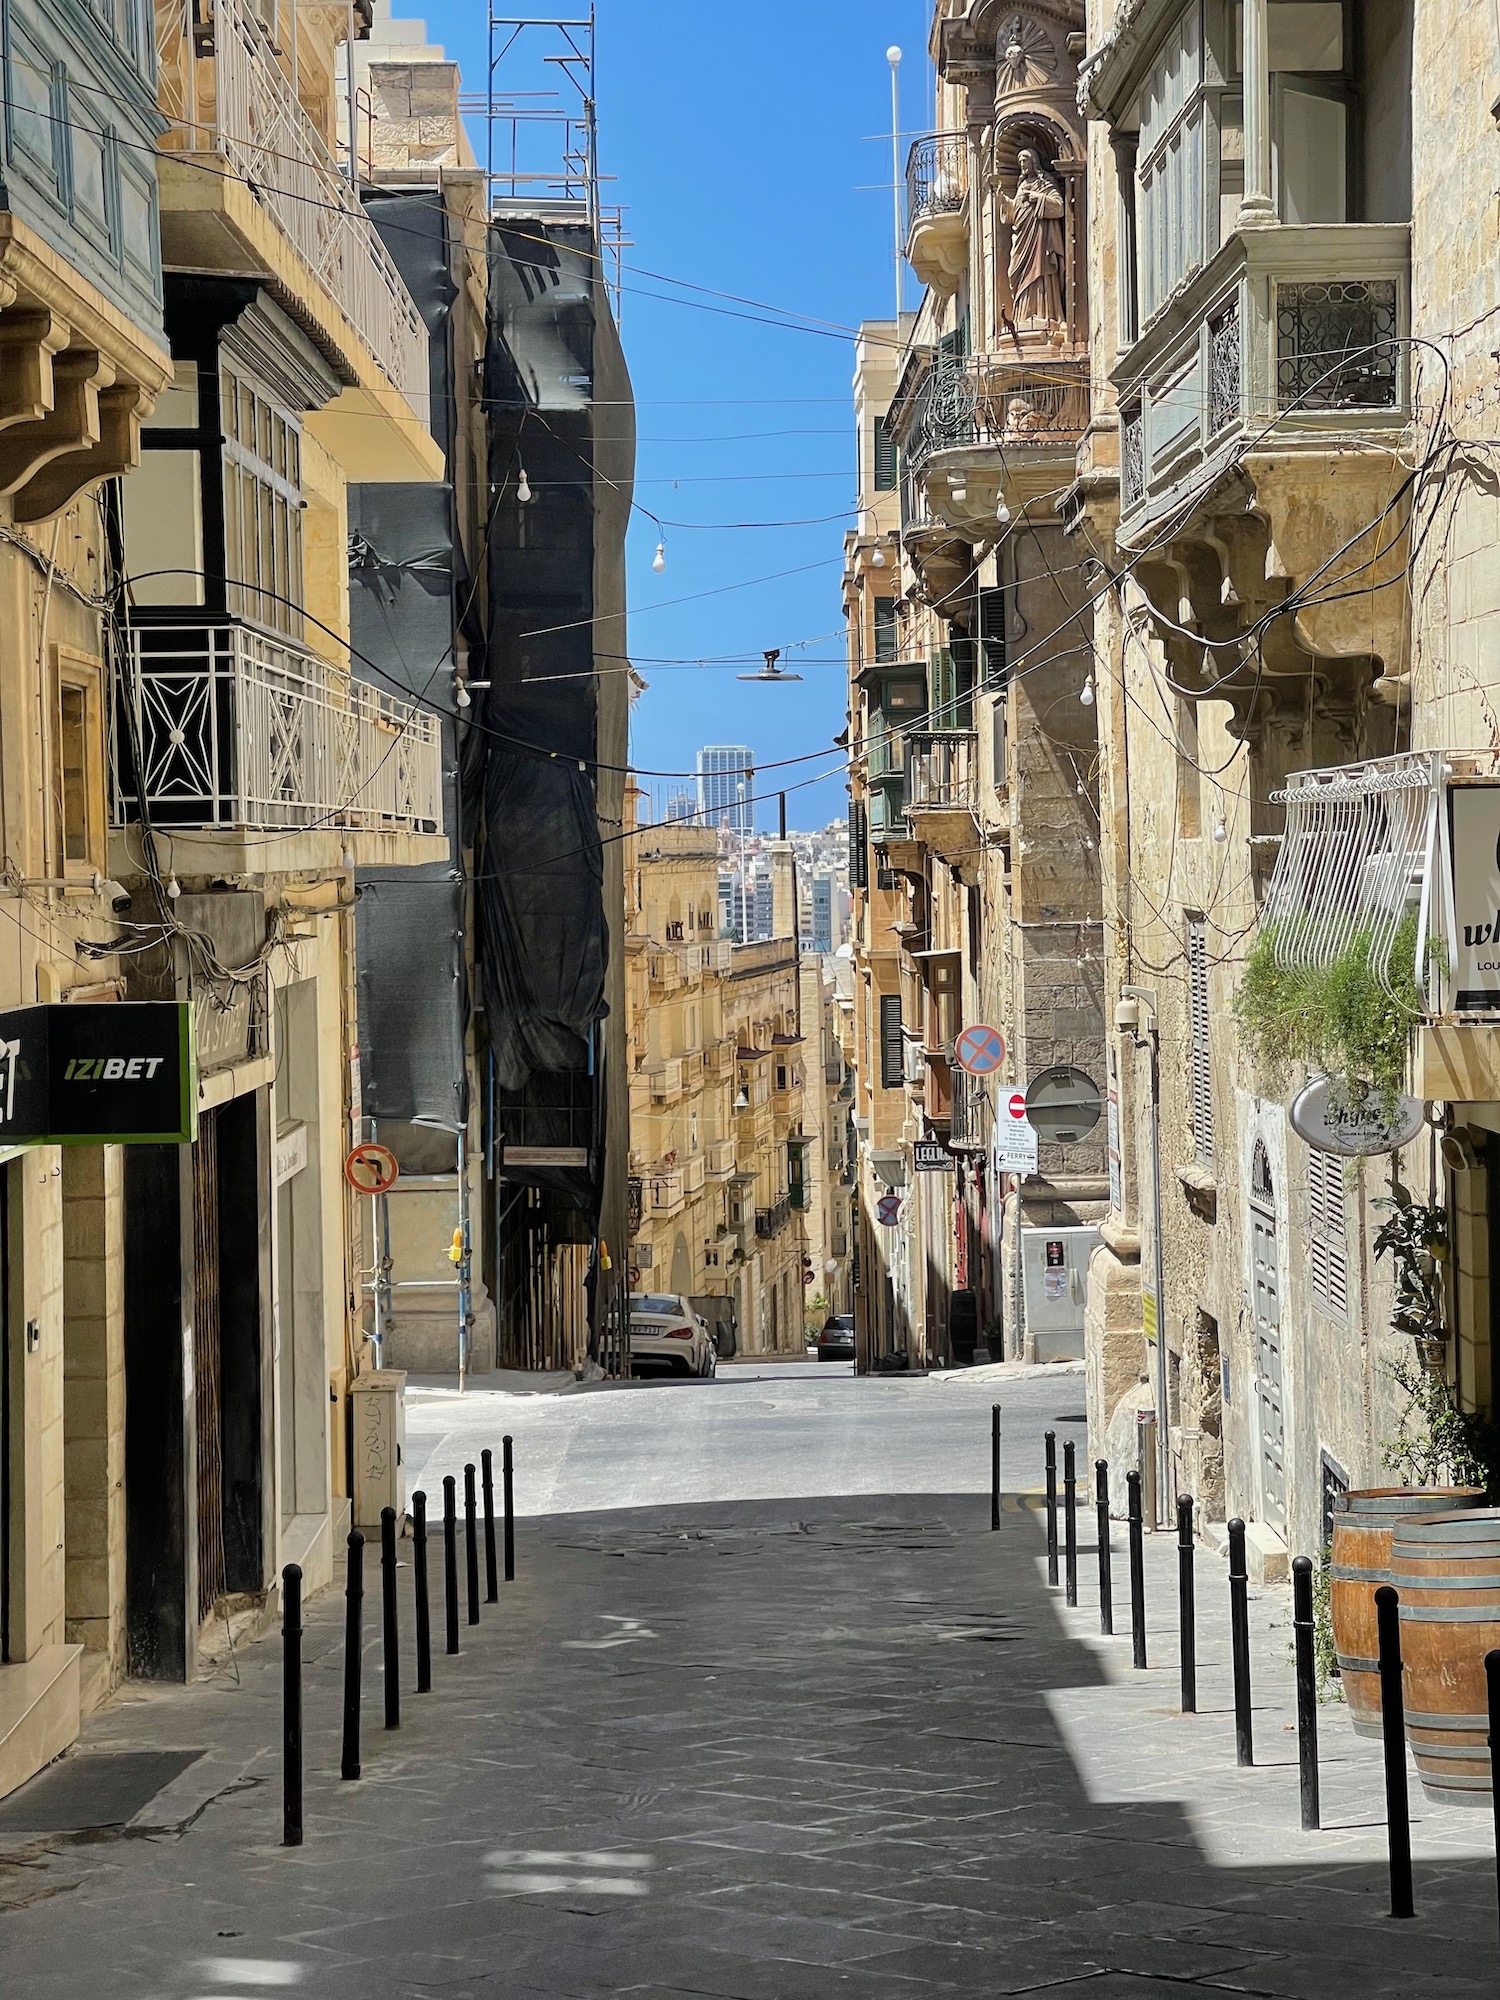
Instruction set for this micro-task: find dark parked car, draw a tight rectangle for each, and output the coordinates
[816,1313,856,1362]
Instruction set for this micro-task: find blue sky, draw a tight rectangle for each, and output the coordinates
[420,0,932,831]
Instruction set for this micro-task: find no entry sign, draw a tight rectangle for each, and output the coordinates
[954,1023,1006,1075]
[994,1091,1039,1174]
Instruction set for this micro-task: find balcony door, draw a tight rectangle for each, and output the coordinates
[1273,76,1349,223]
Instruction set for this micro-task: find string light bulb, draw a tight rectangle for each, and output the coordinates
[996,502,1012,524]
[870,542,887,568]
[516,467,533,504]
[653,540,667,573]
[165,873,181,900]
[455,679,471,708]
[1079,676,1095,708]
[1212,816,1228,843]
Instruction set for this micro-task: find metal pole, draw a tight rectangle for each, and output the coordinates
[341,1531,363,1781]
[1228,1517,1253,1767]
[482,1447,500,1602]
[464,1463,481,1625]
[281,1563,302,1846]
[443,1474,459,1654]
[345,0,360,186]
[1063,1440,1078,1607]
[1044,1430,1059,1587]
[412,1489,431,1693]
[1486,1650,1500,1944]
[503,1434,516,1582]
[887,46,903,325]
[1293,1555,1320,1831]
[1375,1585,1413,1919]
[1126,1470,1146,1668]
[1176,1494,1196,1714]
[380,1506,400,1731]
[991,1404,1001,1531]
[1095,1459,1113,1636]
[1145,1034,1169,1525]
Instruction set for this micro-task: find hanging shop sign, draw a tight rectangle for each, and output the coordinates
[0,1002,195,1145]
[1288,1077,1425,1159]
[913,1138,955,1173]
[1450,782,1500,1012]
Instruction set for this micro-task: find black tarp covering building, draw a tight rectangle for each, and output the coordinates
[472,218,633,1365]
[352,191,468,1142]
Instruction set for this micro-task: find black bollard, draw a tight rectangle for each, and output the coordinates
[412,1490,432,1693]
[482,1447,500,1602]
[1177,1494,1196,1715]
[464,1463,481,1626]
[1126,1470,1147,1668]
[443,1474,460,1655]
[1063,1440,1078,1607]
[380,1506,400,1731]
[1095,1460,1113,1636]
[1375,1585,1413,1919]
[1228,1518,1253,1767]
[1293,1556,1320,1831]
[341,1530,364,1781]
[1044,1431,1059,1587]
[503,1434,516,1582]
[1486,1651,1500,1943]
[991,1405,1001,1531]
[281,1563,303,1846]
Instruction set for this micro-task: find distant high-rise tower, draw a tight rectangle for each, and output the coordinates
[664,789,696,823]
[697,745,754,836]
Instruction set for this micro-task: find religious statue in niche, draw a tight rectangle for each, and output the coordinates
[1000,147,1066,328]
[996,13,1057,94]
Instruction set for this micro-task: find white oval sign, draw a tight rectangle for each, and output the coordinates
[1288,1077,1425,1158]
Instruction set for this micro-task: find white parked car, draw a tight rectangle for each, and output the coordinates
[628,1293,716,1378]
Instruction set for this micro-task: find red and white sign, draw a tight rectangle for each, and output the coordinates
[994,1091,1039,1175]
[876,1192,902,1227]
[344,1142,399,1194]
[954,1023,1006,1075]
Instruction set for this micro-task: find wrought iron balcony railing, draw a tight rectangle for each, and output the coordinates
[902,354,1089,477]
[115,622,442,834]
[174,0,426,400]
[906,730,978,815]
[905,133,967,238]
[1116,223,1409,522]
[754,1195,792,1239]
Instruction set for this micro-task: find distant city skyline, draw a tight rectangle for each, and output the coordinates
[697,745,756,837]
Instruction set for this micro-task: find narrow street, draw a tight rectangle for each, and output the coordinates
[0,1372,1494,1998]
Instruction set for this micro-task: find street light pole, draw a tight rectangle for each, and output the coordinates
[888,46,903,326]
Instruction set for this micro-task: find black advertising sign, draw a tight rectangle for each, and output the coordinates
[0,1003,196,1145]
[913,1138,954,1173]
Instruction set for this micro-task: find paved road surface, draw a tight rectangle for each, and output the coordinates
[0,1362,1495,1997]
[405,1358,1086,1516]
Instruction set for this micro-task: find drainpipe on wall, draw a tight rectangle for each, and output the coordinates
[1121,985,1170,1527]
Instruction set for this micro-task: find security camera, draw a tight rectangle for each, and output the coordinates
[97,878,132,915]
[1114,996,1141,1032]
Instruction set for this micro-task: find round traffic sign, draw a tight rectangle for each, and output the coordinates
[344,1142,399,1194]
[876,1192,902,1227]
[1025,1066,1103,1143]
[954,1022,1006,1075]
[1007,1091,1027,1120]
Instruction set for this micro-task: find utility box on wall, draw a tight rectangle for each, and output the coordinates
[1021,1226,1100,1363]
[351,1369,407,1530]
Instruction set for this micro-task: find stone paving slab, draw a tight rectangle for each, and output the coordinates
[0,1492,1496,1998]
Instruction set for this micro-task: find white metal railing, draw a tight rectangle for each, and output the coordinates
[1262,752,1443,1003]
[116,622,443,833]
[204,0,426,400]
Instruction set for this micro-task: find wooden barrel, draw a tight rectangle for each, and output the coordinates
[1392,1508,1500,1805]
[1330,1487,1484,1738]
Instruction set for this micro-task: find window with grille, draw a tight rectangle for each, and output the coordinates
[873,414,897,491]
[880,992,903,1089]
[221,355,304,638]
[1308,1147,1349,1319]
[1187,917,1213,1165]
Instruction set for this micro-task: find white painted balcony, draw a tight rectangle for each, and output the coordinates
[115,622,442,833]
[166,0,426,404]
